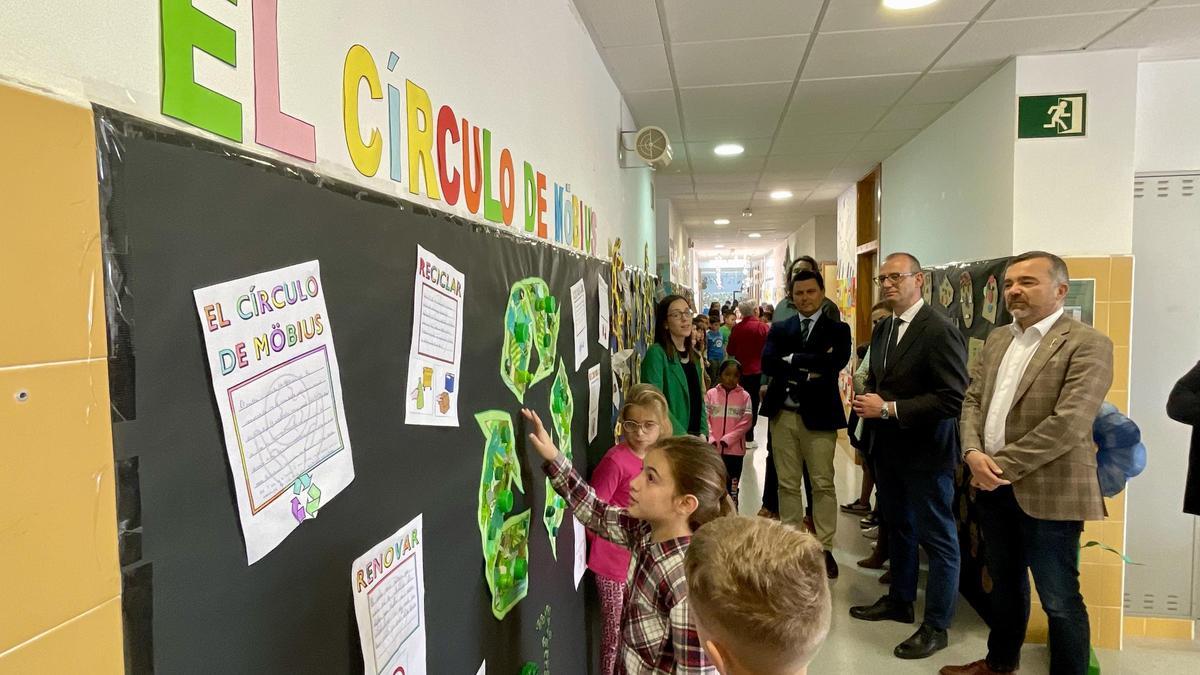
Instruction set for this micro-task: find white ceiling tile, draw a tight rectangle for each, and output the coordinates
[791,73,919,115]
[983,0,1147,21]
[821,0,988,31]
[672,35,807,87]
[808,186,852,202]
[624,89,680,128]
[771,132,865,154]
[690,153,766,175]
[686,138,774,159]
[663,0,822,42]
[938,12,1133,69]
[687,115,782,141]
[603,44,673,92]
[574,0,663,48]
[755,178,824,193]
[842,148,895,166]
[783,106,889,134]
[693,190,756,202]
[763,152,846,173]
[692,172,763,186]
[875,102,954,131]
[759,166,836,183]
[680,82,792,119]
[899,67,997,105]
[855,129,920,153]
[1092,5,1200,61]
[804,24,965,78]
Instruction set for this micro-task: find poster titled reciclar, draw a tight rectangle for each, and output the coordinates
[404,245,465,427]
[193,260,356,564]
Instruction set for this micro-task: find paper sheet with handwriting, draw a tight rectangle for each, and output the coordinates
[351,514,427,675]
[193,260,355,564]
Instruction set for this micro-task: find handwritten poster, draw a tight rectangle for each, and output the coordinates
[587,364,601,443]
[406,246,466,426]
[573,518,587,590]
[352,514,427,675]
[597,274,610,348]
[571,279,588,371]
[193,260,355,564]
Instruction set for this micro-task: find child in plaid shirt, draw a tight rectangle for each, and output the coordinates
[522,408,733,674]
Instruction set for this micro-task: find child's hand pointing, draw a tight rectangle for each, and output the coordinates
[520,408,560,462]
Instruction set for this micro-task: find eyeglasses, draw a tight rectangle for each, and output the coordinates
[666,310,691,320]
[621,420,661,434]
[873,272,919,286]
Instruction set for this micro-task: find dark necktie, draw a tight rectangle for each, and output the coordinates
[799,318,812,343]
[884,317,903,367]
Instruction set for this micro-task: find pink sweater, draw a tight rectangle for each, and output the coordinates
[705,385,754,456]
[586,443,644,580]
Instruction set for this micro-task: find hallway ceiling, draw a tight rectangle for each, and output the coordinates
[573,0,1200,252]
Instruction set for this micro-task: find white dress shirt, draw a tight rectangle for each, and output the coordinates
[982,308,1065,455]
[893,297,924,344]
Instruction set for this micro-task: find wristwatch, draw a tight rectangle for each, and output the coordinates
[879,402,890,420]
[962,448,981,461]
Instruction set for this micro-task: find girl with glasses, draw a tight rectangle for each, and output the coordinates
[586,384,671,675]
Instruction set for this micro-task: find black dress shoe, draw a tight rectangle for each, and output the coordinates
[894,623,948,660]
[849,596,914,623]
[860,512,880,528]
[825,550,839,579]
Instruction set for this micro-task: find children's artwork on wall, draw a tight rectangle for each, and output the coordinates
[192,260,356,564]
[351,514,427,675]
[959,272,975,329]
[982,274,999,324]
[500,278,561,403]
[938,274,955,308]
[543,360,574,560]
[476,411,530,619]
[406,246,465,426]
[922,269,935,306]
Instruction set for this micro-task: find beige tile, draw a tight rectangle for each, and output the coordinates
[1144,617,1195,640]
[0,360,120,651]
[0,598,123,675]
[0,83,105,368]
[1092,302,1110,335]
[1108,303,1132,348]
[1104,389,1128,413]
[1065,257,1111,302]
[1111,346,1130,391]
[1096,606,1123,650]
[1111,256,1133,301]
[1096,561,1125,608]
[1079,562,1104,606]
[1105,490,1127,519]
[1123,616,1146,637]
[1027,601,1049,643]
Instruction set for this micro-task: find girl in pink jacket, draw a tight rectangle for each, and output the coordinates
[705,358,754,507]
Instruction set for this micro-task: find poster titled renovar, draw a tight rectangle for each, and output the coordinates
[352,514,427,675]
[405,245,466,426]
[193,260,355,564]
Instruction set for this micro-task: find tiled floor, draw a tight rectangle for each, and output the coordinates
[736,419,1200,674]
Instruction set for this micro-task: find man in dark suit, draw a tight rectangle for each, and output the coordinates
[850,252,969,660]
[762,269,852,579]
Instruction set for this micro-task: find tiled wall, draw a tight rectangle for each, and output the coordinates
[0,84,123,671]
[1024,256,1133,651]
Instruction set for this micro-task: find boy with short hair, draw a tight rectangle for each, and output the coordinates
[685,516,831,675]
[704,313,726,382]
[720,308,736,343]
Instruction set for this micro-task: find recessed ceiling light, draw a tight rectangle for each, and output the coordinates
[748,233,762,239]
[713,218,730,225]
[882,0,938,10]
[769,190,793,200]
[714,244,725,249]
[714,143,744,156]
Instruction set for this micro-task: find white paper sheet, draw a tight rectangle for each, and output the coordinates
[597,274,610,348]
[405,246,466,427]
[193,260,355,564]
[587,365,601,443]
[476,662,486,675]
[573,518,587,590]
[351,514,427,675]
[571,279,588,371]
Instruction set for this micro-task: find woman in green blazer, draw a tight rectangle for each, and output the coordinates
[641,295,709,437]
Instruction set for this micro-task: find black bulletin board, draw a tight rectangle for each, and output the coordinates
[96,109,614,674]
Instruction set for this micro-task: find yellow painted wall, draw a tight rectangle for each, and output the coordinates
[1025,255,1133,651]
[0,83,123,671]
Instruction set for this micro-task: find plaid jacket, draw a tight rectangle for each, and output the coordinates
[961,314,1113,521]
[546,455,715,675]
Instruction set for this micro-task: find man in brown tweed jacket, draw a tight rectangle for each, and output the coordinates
[941,251,1113,675]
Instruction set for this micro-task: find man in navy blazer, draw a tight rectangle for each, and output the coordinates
[762,269,851,579]
[850,252,969,661]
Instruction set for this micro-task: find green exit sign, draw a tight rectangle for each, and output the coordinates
[1018,93,1087,138]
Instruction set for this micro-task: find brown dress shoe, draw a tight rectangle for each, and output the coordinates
[756,507,779,520]
[857,549,887,569]
[879,570,892,584]
[939,659,1016,675]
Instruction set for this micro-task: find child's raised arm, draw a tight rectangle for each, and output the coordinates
[522,409,647,548]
